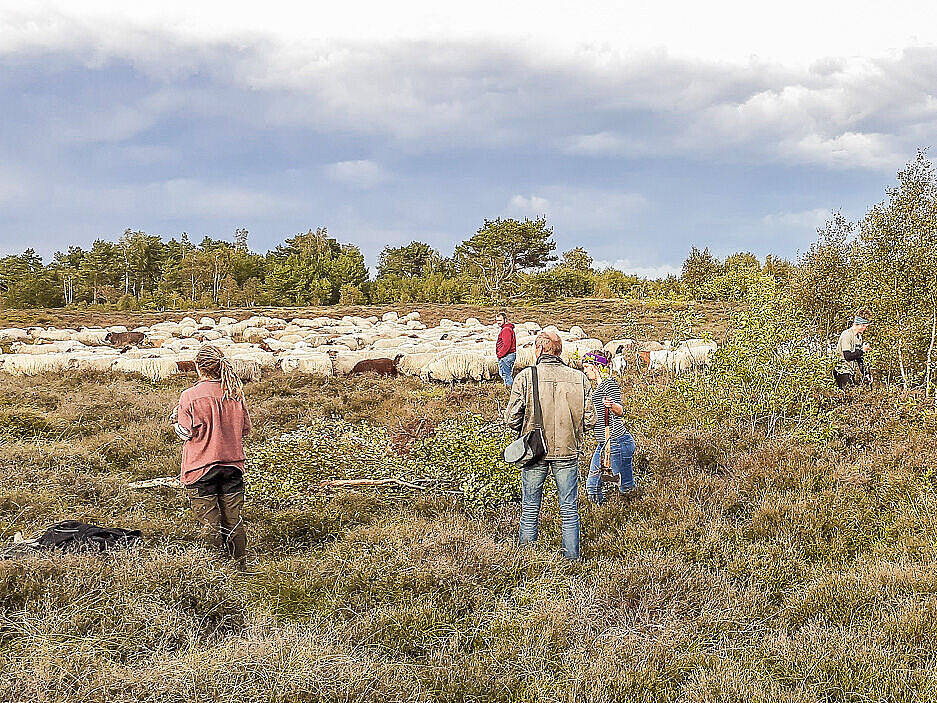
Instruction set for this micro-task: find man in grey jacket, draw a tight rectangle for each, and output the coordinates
[504,329,596,560]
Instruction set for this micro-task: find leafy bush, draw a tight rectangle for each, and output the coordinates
[676,272,833,436]
[248,414,518,508]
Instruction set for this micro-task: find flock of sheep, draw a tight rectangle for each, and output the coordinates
[0,312,718,384]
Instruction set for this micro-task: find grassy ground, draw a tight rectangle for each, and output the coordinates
[2,303,937,702]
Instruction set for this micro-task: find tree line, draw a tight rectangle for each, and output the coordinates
[4,150,937,390]
[0,215,691,311]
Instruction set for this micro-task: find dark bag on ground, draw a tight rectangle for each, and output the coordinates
[34,521,142,552]
[503,365,548,467]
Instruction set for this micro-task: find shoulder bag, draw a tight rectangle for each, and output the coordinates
[502,365,548,466]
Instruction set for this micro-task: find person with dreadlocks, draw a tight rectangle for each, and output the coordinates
[170,344,252,567]
[581,350,636,503]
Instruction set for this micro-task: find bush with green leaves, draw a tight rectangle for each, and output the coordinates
[676,271,833,436]
[248,414,519,509]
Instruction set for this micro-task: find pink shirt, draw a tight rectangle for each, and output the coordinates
[175,380,252,485]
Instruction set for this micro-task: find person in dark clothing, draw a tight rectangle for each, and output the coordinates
[495,312,517,387]
[834,308,872,389]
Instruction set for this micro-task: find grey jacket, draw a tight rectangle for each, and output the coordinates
[504,355,596,460]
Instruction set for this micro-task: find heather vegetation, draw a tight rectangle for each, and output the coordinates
[4,155,937,701]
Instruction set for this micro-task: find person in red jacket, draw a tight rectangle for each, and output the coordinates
[171,344,252,568]
[495,312,517,386]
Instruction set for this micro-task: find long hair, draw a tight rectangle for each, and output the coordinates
[195,344,244,401]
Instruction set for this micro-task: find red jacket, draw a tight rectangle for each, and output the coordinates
[175,380,252,485]
[496,322,516,359]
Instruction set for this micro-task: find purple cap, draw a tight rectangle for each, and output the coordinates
[582,350,609,367]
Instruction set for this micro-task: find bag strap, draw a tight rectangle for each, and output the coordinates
[531,364,543,429]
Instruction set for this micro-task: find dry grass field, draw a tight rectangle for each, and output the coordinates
[2,301,937,702]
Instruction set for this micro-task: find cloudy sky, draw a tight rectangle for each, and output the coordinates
[2,1,937,276]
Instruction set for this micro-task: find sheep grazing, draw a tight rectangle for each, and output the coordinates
[1,353,70,375]
[32,328,75,342]
[230,358,262,383]
[511,345,539,371]
[74,328,111,346]
[0,312,653,388]
[602,339,635,357]
[112,357,180,382]
[0,328,29,343]
[105,331,146,347]
[280,352,334,377]
[349,354,403,377]
[11,341,84,354]
[397,352,440,377]
[420,352,488,383]
[67,355,118,373]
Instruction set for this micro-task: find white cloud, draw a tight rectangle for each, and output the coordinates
[4,1,937,64]
[508,194,550,213]
[507,187,647,230]
[51,178,299,219]
[762,208,831,228]
[560,131,652,158]
[783,132,902,171]
[3,5,937,170]
[594,258,681,280]
[325,160,389,189]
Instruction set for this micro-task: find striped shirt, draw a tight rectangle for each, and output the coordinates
[592,377,627,442]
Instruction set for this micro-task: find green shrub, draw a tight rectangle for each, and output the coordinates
[247,414,518,509]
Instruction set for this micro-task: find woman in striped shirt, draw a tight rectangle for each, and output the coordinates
[582,351,636,503]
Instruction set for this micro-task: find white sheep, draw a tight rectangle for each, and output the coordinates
[279,352,333,377]
[397,352,441,377]
[610,353,628,376]
[34,328,75,342]
[511,345,539,371]
[603,339,635,357]
[0,328,29,343]
[112,357,180,382]
[72,328,110,346]
[67,354,119,373]
[420,352,489,383]
[1,353,70,375]
[230,358,262,382]
[11,341,85,354]
[229,350,277,369]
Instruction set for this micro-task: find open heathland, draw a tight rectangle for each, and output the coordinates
[2,301,937,702]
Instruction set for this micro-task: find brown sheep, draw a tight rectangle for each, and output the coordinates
[349,354,403,377]
[105,331,146,347]
[176,360,198,374]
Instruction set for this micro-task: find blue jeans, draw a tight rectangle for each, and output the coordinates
[498,352,516,386]
[518,457,580,560]
[586,434,636,504]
